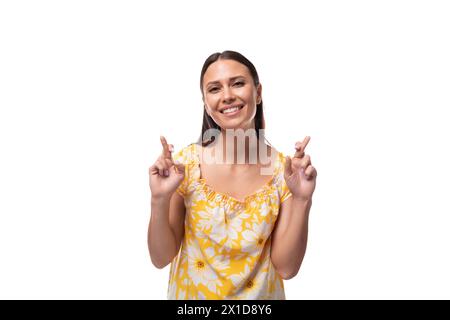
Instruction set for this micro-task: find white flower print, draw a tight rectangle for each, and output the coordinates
[203,246,229,274]
[196,206,227,245]
[223,212,250,249]
[196,210,215,233]
[240,221,271,255]
[229,213,249,238]
[187,245,222,294]
[231,270,269,299]
[258,202,270,217]
[229,264,251,288]
[168,145,287,299]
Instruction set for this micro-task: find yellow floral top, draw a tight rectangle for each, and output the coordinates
[167,143,292,300]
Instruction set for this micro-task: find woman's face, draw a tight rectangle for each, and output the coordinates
[202,59,262,131]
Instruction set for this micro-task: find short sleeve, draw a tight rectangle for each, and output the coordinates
[278,153,292,203]
[172,145,191,197]
[280,177,292,203]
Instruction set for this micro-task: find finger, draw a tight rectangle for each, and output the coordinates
[284,156,293,177]
[300,155,311,170]
[163,158,174,176]
[293,149,305,159]
[163,158,174,168]
[304,165,317,180]
[294,136,311,156]
[291,157,303,171]
[157,155,172,169]
[302,136,311,150]
[160,136,173,159]
[154,160,166,176]
[149,164,159,176]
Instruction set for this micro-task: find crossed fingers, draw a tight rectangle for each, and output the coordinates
[156,136,174,176]
[292,136,316,180]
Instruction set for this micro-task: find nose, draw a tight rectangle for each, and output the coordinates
[222,86,235,104]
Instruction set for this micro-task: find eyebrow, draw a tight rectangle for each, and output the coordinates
[206,76,246,87]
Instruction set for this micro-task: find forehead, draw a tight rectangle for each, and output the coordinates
[203,59,251,84]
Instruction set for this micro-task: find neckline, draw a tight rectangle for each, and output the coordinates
[192,143,282,204]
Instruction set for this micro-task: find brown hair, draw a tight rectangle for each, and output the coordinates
[198,50,266,146]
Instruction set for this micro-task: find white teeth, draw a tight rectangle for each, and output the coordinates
[222,106,241,114]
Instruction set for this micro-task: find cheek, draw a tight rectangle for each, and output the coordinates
[205,95,220,108]
[242,89,258,103]
[204,97,218,111]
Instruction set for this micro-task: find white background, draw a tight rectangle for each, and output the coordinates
[1,0,449,299]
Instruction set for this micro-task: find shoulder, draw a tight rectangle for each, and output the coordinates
[172,143,199,164]
[270,147,292,201]
[267,146,289,187]
[266,145,287,169]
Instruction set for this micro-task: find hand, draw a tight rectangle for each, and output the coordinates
[149,136,185,199]
[284,136,317,201]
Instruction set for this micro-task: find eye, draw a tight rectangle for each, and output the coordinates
[234,81,244,86]
[208,87,219,93]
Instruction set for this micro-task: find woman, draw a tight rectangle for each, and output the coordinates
[148,50,317,299]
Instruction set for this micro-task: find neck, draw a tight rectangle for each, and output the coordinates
[208,129,271,166]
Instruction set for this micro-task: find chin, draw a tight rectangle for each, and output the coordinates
[221,122,254,132]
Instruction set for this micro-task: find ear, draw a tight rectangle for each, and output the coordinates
[256,84,262,104]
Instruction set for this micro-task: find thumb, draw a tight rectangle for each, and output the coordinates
[284,156,293,178]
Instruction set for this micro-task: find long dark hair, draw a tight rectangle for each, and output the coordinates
[198,50,267,147]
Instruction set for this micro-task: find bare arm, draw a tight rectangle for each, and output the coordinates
[148,192,186,269]
[271,136,317,280]
[270,196,311,279]
[147,136,186,269]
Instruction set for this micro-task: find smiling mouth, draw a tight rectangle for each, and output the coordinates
[220,105,244,114]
